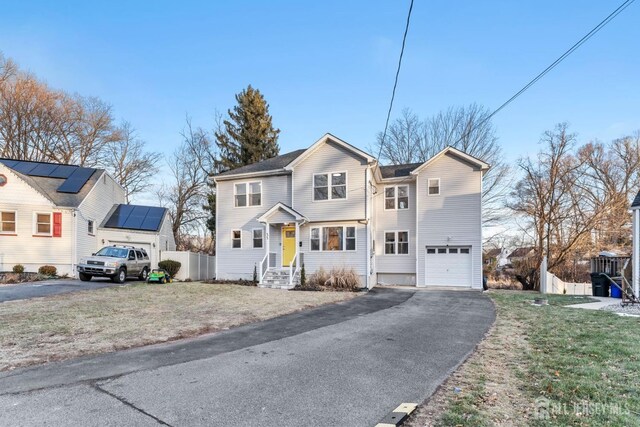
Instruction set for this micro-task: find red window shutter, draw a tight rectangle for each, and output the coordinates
[53,212,62,237]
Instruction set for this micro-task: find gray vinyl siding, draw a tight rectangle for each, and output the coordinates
[373,181,416,277]
[416,153,483,289]
[298,221,368,284]
[216,174,292,280]
[269,208,297,224]
[291,140,368,222]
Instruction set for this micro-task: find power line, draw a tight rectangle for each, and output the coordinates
[452,0,635,149]
[376,0,414,165]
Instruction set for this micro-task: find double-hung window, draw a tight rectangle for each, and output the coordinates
[313,172,346,201]
[0,211,16,234]
[384,231,409,255]
[309,225,356,251]
[252,228,263,248]
[428,178,440,196]
[231,230,242,248]
[384,185,409,210]
[34,213,52,236]
[235,181,261,207]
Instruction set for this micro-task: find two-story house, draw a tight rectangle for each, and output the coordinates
[214,134,489,289]
[0,159,176,276]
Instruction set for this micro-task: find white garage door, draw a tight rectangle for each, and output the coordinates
[425,246,472,287]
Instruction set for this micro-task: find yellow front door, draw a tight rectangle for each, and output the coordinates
[282,226,296,266]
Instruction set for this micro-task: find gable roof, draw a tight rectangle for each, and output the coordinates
[0,159,103,208]
[101,204,168,232]
[507,247,536,259]
[257,202,308,224]
[285,133,375,170]
[410,146,490,176]
[215,149,306,180]
[632,190,640,208]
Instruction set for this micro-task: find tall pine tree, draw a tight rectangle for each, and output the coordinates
[214,85,280,172]
[205,85,280,238]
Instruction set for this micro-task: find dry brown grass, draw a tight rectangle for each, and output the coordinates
[0,282,356,371]
[307,267,361,291]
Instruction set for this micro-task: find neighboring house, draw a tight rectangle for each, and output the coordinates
[0,159,176,276]
[629,191,640,297]
[507,246,536,264]
[213,133,489,289]
[484,247,509,268]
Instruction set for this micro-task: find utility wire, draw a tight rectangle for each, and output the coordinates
[449,0,636,150]
[376,0,414,165]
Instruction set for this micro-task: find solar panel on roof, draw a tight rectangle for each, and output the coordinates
[0,159,19,168]
[104,204,166,231]
[48,165,77,179]
[57,167,95,194]
[11,161,39,174]
[29,163,59,177]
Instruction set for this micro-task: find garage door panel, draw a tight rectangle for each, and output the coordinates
[425,246,471,287]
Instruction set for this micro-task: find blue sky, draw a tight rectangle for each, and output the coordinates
[1,0,638,165]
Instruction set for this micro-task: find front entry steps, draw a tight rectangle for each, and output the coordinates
[260,269,300,290]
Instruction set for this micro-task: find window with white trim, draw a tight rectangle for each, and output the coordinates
[384,185,409,210]
[87,220,94,235]
[313,172,346,201]
[428,178,440,195]
[231,229,242,248]
[234,181,261,207]
[309,226,356,251]
[252,228,263,248]
[34,213,52,235]
[384,231,409,255]
[0,211,16,233]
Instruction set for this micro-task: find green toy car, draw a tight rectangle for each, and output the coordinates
[147,269,172,284]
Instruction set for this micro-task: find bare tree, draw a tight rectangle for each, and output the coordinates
[371,104,511,225]
[104,122,158,202]
[158,120,212,250]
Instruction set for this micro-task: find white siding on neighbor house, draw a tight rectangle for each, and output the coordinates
[298,221,368,285]
[291,140,368,222]
[416,153,483,288]
[373,181,416,283]
[158,214,176,252]
[75,172,127,272]
[0,165,75,275]
[216,174,292,280]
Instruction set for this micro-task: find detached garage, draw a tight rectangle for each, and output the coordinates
[424,246,472,287]
[97,204,176,269]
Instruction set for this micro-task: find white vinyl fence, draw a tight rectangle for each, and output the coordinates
[160,251,215,281]
[540,257,591,295]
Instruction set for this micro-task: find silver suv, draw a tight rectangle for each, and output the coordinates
[77,245,151,283]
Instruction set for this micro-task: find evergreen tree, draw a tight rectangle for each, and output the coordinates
[214,85,280,172]
[205,85,280,236]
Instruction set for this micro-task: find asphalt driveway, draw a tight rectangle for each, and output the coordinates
[0,288,495,426]
[0,278,142,302]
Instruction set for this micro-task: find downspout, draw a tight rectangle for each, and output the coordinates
[72,209,77,278]
[634,208,640,297]
[365,167,370,289]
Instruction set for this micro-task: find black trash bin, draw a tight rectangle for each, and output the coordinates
[590,273,610,297]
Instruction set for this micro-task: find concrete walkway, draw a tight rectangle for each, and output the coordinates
[565,296,620,310]
[0,288,495,427]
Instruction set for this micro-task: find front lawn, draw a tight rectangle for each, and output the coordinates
[0,282,356,371]
[408,291,640,426]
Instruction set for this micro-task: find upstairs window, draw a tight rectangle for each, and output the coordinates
[235,181,261,207]
[87,220,94,235]
[0,211,16,234]
[314,172,347,201]
[428,178,440,196]
[385,185,409,210]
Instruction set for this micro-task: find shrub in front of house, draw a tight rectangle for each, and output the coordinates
[158,260,181,278]
[12,264,25,274]
[301,267,361,292]
[38,265,57,276]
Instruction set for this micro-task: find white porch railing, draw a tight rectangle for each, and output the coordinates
[259,252,269,284]
[289,251,299,287]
